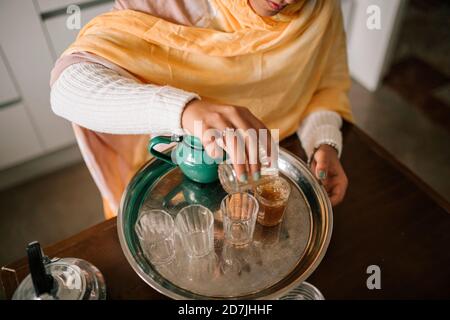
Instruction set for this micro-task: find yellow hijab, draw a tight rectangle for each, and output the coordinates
[59,0,352,218]
[64,0,352,139]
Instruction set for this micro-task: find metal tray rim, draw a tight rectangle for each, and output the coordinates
[117,147,333,300]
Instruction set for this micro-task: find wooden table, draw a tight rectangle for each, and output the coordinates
[3,124,450,299]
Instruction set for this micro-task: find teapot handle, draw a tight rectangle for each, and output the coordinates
[148,135,181,165]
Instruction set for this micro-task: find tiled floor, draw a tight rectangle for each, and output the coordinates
[386,0,450,133]
[0,162,104,266]
[384,57,450,133]
[394,0,450,76]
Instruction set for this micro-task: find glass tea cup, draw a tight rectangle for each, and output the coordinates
[253,222,283,247]
[175,205,215,258]
[218,142,279,194]
[135,209,175,265]
[220,192,259,246]
[279,282,325,300]
[218,163,278,194]
[255,176,291,227]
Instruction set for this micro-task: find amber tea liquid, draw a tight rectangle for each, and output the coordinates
[255,177,291,227]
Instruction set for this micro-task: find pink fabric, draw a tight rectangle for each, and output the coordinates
[50,52,139,86]
[114,0,206,26]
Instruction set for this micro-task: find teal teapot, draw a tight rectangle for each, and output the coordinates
[148,135,221,184]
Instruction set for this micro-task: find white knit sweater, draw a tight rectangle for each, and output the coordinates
[51,62,343,160]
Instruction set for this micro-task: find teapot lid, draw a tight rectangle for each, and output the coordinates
[12,242,106,300]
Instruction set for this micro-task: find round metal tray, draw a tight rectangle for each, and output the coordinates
[117,147,332,299]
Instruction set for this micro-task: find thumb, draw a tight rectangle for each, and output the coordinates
[314,149,329,181]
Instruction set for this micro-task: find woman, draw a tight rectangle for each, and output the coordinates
[50,0,351,219]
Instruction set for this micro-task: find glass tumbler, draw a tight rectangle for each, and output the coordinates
[218,141,278,194]
[135,209,175,265]
[279,282,325,300]
[218,163,278,194]
[175,205,214,258]
[255,176,291,227]
[221,192,259,246]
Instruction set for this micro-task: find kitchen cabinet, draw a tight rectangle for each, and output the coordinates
[36,0,96,13]
[0,102,43,170]
[0,0,114,186]
[0,49,20,106]
[0,1,77,154]
[44,2,113,57]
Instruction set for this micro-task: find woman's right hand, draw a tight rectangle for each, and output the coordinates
[181,99,271,183]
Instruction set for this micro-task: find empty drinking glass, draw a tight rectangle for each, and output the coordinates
[135,209,175,265]
[279,282,325,300]
[221,192,259,246]
[175,205,214,258]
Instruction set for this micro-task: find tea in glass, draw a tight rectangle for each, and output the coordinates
[255,176,291,227]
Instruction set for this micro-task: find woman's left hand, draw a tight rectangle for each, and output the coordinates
[310,144,348,206]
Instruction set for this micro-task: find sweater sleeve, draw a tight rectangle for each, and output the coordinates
[297,110,343,161]
[50,62,199,135]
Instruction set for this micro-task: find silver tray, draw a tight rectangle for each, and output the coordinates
[117,147,332,299]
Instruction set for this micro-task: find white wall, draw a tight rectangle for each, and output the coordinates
[0,0,112,186]
[343,0,407,91]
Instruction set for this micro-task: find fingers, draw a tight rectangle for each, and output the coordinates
[310,146,348,207]
[245,114,273,162]
[201,123,248,183]
[313,148,330,181]
[223,129,248,183]
[202,116,233,160]
[323,171,348,205]
[242,128,261,181]
[185,102,272,182]
[225,106,266,180]
[328,183,347,206]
